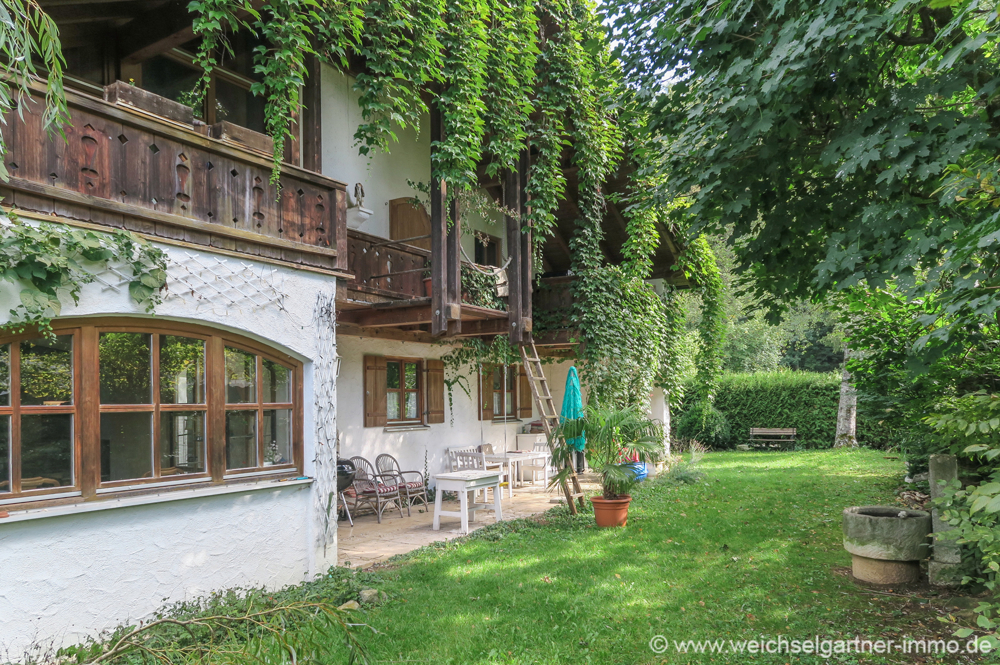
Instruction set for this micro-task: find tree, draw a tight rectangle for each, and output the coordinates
[834,350,857,448]
[0,0,69,181]
[607,0,1000,355]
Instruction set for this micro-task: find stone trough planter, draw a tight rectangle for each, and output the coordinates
[843,506,931,585]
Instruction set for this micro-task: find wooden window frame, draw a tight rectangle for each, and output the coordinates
[479,363,523,422]
[223,347,297,477]
[384,357,423,425]
[493,365,517,419]
[474,233,501,268]
[95,327,213,490]
[0,318,303,510]
[0,328,83,501]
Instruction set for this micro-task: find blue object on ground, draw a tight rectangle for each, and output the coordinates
[561,367,585,451]
[624,462,649,482]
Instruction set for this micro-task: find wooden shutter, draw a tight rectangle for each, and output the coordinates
[363,355,387,427]
[426,359,445,424]
[477,365,494,421]
[518,364,533,419]
[389,198,432,250]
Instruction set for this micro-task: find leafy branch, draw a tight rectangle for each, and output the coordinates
[0,215,167,337]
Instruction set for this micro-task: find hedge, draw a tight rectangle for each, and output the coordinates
[674,371,894,449]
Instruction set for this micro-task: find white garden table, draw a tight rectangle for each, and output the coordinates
[432,470,503,534]
[484,451,550,498]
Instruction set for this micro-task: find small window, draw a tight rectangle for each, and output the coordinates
[479,363,527,422]
[474,233,501,267]
[493,365,516,418]
[137,31,266,134]
[386,359,421,424]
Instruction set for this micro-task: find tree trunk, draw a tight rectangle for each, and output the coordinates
[834,348,857,448]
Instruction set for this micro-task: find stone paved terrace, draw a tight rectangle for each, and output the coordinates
[337,474,602,569]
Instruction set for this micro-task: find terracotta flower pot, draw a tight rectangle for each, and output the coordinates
[423,277,432,297]
[591,495,632,527]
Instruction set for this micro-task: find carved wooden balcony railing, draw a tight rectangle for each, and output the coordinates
[0,83,347,272]
[345,229,429,303]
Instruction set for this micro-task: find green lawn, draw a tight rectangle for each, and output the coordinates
[331,449,987,664]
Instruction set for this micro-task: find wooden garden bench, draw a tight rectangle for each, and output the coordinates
[748,428,796,450]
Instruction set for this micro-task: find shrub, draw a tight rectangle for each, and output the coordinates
[675,371,894,449]
[675,400,731,448]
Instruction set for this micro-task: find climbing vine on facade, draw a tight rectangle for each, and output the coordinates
[0,217,167,337]
[0,0,726,412]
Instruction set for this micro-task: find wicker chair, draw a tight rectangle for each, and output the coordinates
[375,453,428,516]
[348,455,403,523]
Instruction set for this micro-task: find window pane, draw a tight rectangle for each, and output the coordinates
[100,412,153,482]
[140,56,202,115]
[215,77,266,134]
[405,392,418,420]
[226,410,257,469]
[404,363,418,389]
[100,333,152,404]
[507,367,516,390]
[494,391,502,416]
[506,392,513,416]
[386,361,400,390]
[225,348,256,403]
[20,336,73,406]
[21,414,72,489]
[262,409,292,466]
[160,336,205,404]
[387,393,400,420]
[160,411,206,475]
[0,344,9,407]
[493,367,501,391]
[262,359,291,403]
[0,416,8,493]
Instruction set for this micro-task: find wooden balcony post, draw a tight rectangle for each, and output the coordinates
[430,103,449,337]
[447,198,462,335]
[519,149,532,334]
[505,168,523,344]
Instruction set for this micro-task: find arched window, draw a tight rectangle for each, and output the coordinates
[0,319,302,507]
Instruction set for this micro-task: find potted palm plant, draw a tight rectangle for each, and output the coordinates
[555,404,663,527]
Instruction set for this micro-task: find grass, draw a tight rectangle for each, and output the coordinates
[58,449,989,664]
[326,449,987,664]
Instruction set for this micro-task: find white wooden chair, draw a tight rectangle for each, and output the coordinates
[447,446,477,471]
[453,451,508,502]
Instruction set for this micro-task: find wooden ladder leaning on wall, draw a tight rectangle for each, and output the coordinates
[520,340,586,516]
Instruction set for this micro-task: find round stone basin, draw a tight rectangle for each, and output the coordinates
[843,506,931,584]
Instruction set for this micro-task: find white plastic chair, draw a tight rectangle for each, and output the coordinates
[521,442,551,484]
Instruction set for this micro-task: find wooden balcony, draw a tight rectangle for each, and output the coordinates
[338,231,585,344]
[339,229,512,338]
[0,83,347,273]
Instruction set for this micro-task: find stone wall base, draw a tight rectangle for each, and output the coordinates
[929,560,964,587]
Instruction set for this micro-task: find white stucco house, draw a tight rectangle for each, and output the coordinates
[0,3,683,656]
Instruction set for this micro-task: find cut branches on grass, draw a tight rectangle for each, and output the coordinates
[59,582,374,665]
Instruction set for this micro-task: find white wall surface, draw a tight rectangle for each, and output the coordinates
[0,236,341,654]
[320,66,508,260]
[337,335,542,482]
[0,484,311,658]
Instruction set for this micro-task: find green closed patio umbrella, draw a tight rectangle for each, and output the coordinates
[561,367,585,470]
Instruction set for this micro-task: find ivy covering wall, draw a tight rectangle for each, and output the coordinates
[0,0,727,409]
